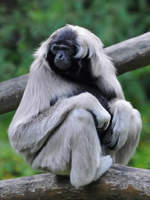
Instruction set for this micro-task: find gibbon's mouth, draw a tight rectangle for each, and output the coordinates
[55,61,71,71]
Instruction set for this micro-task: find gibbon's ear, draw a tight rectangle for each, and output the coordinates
[70,25,116,78]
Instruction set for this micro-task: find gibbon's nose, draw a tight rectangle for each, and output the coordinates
[55,52,71,70]
[56,52,65,62]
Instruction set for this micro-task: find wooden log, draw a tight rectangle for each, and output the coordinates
[0,32,150,114]
[0,75,28,114]
[0,164,150,200]
[105,32,150,74]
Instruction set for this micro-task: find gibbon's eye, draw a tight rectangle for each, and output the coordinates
[51,44,71,54]
[51,43,76,56]
[50,44,59,54]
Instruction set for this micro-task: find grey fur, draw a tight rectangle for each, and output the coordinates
[8,25,142,188]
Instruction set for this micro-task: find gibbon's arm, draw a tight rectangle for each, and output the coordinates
[109,98,142,164]
[8,59,111,164]
[97,69,142,164]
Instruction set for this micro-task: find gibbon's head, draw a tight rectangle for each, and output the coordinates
[34,24,115,83]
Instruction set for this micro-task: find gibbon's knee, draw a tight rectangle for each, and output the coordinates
[66,108,98,141]
[69,108,94,125]
[68,108,100,145]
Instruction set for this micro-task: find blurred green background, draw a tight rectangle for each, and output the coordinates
[0,0,150,180]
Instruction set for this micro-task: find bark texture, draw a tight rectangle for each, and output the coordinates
[0,164,150,200]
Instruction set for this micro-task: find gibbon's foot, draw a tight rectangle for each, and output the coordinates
[94,155,112,181]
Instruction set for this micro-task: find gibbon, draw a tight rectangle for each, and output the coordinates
[8,25,142,188]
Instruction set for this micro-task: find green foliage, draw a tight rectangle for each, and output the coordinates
[0,113,39,179]
[0,0,150,178]
[0,140,38,179]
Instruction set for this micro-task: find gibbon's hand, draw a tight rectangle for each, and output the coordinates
[106,100,134,150]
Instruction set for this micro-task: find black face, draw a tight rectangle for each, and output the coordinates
[50,42,76,71]
[46,26,97,84]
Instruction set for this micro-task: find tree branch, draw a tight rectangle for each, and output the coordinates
[0,32,150,114]
[105,32,150,74]
[0,75,28,114]
[0,164,150,200]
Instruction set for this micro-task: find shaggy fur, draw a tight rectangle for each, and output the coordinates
[8,25,142,188]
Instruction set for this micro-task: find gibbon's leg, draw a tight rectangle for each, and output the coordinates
[107,100,142,164]
[32,108,112,188]
[112,109,142,164]
[69,109,112,188]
